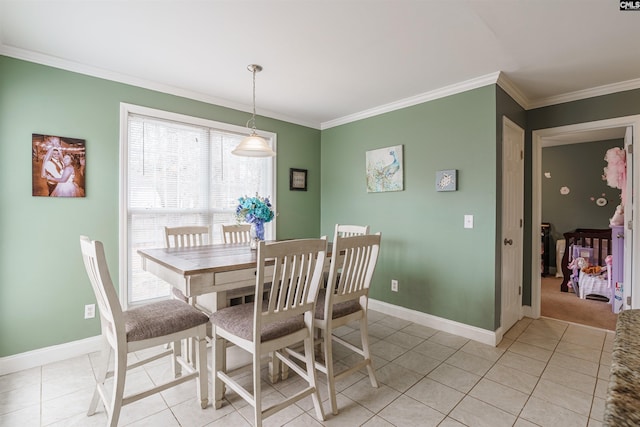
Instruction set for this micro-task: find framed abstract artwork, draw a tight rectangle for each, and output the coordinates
[366,145,403,193]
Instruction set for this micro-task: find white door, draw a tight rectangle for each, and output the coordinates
[624,126,634,309]
[501,117,524,332]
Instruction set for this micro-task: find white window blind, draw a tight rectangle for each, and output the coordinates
[123,106,275,305]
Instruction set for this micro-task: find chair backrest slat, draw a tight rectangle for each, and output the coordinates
[257,238,327,337]
[335,224,370,238]
[327,233,381,308]
[80,236,124,344]
[165,225,210,248]
[221,224,251,244]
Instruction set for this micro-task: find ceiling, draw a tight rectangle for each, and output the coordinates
[1,1,639,130]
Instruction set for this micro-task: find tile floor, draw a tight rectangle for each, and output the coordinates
[0,311,614,426]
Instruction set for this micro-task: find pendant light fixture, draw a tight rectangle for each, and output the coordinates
[232,64,276,157]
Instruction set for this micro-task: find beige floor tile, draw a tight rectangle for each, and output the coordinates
[428,331,469,349]
[542,364,597,394]
[445,350,495,376]
[367,323,396,340]
[547,350,599,377]
[449,395,517,427]
[0,382,40,416]
[392,349,441,375]
[373,361,423,393]
[283,411,324,427]
[484,364,539,394]
[360,415,395,426]
[342,379,401,414]
[377,394,445,427]
[555,341,602,363]
[375,316,412,331]
[438,417,467,427]
[0,404,41,427]
[469,378,529,415]
[400,323,439,339]
[459,339,505,362]
[590,396,606,422]
[520,396,589,427]
[497,350,546,377]
[318,394,375,426]
[369,340,408,362]
[528,318,568,338]
[427,363,480,394]
[126,409,181,427]
[532,378,593,416]
[508,341,553,362]
[383,330,424,349]
[412,340,457,362]
[0,367,41,394]
[516,330,560,351]
[405,377,464,413]
[237,390,303,427]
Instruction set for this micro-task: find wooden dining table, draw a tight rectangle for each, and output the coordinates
[138,241,331,382]
[138,242,274,312]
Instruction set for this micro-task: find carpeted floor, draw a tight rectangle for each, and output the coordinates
[541,276,617,331]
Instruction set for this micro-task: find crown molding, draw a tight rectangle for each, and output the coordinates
[496,72,530,110]
[527,77,640,110]
[0,45,320,130]
[4,44,640,128]
[321,72,502,130]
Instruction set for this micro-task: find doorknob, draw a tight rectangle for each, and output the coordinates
[504,238,513,245]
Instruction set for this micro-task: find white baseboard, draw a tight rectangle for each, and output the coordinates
[2,300,520,376]
[0,335,102,376]
[369,299,501,346]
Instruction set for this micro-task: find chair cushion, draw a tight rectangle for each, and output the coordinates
[314,288,362,320]
[210,301,304,342]
[124,299,209,342]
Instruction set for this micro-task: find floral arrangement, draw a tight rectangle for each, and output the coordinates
[235,194,274,241]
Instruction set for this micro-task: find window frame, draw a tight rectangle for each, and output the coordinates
[119,103,277,308]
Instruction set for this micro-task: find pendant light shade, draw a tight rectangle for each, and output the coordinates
[232,64,276,157]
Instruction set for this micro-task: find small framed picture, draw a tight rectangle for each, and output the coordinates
[290,168,308,191]
[435,169,457,192]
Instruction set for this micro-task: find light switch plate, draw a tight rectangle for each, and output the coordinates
[464,215,473,229]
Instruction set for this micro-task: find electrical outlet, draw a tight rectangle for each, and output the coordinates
[84,304,95,319]
[391,279,398,292]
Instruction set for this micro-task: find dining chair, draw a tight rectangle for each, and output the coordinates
[221,223,259,305]
[164,225,210,302]
[80,236,209,427]
[210,238,327,427]
[221,223,251,243]
[292,231,382,415]
[335,223,370,237]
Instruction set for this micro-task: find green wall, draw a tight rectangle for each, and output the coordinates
[542,139,623,269]
[0,56,321,357]
[321,86,499,330]
[5,52,638,359]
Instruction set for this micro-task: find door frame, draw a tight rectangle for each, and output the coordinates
[530,115,640,318]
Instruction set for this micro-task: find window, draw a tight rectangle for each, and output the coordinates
[120,104,276,306]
